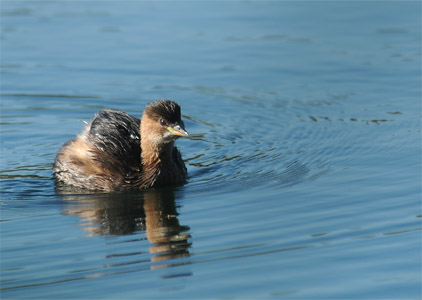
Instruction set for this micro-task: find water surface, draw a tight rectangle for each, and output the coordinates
[1,1,421,299]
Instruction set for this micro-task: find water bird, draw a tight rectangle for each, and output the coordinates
[53,100,189,191]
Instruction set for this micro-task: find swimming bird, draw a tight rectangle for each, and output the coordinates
[53,100,189,191]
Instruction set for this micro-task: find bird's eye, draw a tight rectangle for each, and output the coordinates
[159,119,167,126]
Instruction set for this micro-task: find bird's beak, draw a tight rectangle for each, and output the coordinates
[167,124,189,137]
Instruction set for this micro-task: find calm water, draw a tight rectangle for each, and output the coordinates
[1,1,421,299]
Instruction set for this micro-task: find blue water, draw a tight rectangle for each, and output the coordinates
[1,1,421,299]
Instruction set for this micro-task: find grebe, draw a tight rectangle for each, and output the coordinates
[53,100,189,191]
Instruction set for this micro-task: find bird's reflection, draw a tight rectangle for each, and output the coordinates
[58,187,191,270]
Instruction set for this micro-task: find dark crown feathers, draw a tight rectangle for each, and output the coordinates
[145,100,181,123]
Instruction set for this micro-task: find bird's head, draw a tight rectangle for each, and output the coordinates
[141,100,189,146]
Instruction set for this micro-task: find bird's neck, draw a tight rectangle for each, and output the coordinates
[141,138,174,169]
[140,138,178,189]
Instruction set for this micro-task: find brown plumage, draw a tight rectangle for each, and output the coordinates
[53,100,189,191]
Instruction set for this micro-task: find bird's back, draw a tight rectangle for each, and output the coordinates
[54,110,142,191]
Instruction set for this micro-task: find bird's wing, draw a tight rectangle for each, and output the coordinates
[88,109,142,175]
